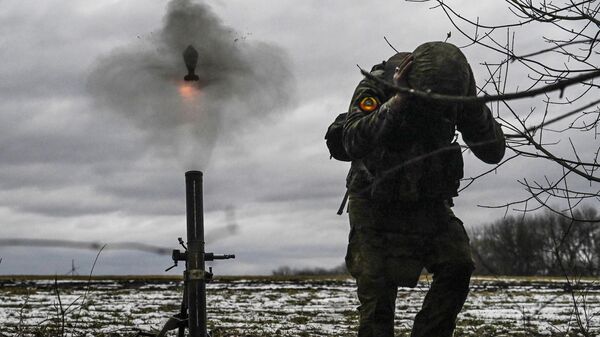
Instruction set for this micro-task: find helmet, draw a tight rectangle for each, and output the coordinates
[407,41,471,96]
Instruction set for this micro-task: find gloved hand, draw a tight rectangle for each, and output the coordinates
[386,53,414,113]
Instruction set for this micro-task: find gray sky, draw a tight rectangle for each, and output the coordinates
[1,0,597,275]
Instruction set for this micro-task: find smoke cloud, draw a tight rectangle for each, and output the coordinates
[88,0,295,167]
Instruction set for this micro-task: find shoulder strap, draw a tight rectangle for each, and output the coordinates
[336,188,349,215]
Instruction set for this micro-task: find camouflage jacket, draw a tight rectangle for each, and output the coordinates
[343,61,505,202]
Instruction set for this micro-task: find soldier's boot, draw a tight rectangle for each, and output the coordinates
[356,275,398,337]
[410,263,473,337]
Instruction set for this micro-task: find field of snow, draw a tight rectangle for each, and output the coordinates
[0,276,598,336]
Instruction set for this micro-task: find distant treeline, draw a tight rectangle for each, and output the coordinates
[272,264,348,276]
[470,207,599,276]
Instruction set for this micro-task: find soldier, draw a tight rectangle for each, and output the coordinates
[342,42,506,337]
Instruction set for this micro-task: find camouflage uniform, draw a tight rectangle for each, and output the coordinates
[342,42,505,337]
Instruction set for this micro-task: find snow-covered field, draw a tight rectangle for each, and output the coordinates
[0,276,598,336]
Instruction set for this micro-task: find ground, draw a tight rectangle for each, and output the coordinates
[0,275,598,336]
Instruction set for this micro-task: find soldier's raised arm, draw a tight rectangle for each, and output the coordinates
[458,69,506,164]
[342,67,391,159]
[343,54,412,160]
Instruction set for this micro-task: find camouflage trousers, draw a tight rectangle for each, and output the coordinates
[345,196,474,337]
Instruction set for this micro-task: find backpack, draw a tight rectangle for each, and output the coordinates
[325,112,351,162]
[324,112,351,214]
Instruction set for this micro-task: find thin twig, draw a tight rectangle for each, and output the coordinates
[358,65,600,104]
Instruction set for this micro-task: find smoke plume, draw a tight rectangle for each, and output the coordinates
[88,0,294,166]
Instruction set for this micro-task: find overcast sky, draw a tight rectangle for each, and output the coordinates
[0,0,597,275]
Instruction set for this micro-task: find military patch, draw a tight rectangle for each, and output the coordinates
[358,96,380,113]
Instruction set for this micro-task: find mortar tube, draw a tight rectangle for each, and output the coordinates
[185,170,207,337]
